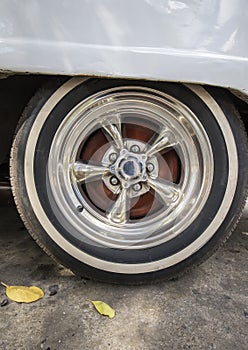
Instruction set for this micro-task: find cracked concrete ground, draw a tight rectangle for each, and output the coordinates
[0,191,247,350]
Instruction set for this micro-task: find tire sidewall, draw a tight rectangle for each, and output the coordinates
[11,78,247,283]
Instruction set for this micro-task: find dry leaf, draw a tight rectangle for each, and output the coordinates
[1,282,44,303]
[90,300,115,318]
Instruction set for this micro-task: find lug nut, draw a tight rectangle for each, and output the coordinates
[147,163,154,172]
[133,183,142,192]
[109,152,118,162]
[130,145,140,153]
[110,176,119,186]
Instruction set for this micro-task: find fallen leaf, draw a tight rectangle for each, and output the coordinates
[1,282,44,303]
[242,232,248,236]
[90,300,115,318]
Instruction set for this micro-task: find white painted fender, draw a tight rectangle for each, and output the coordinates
[0,1,247,91]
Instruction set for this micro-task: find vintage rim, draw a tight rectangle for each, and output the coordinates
[47,86,214,249]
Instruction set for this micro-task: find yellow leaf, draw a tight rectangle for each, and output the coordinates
[90,300,115,318]
[1,282,44,303]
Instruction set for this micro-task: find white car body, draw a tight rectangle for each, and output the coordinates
[0,0,247,94]
[1,0,248,284]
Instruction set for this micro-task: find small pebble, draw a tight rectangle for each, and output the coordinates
[49,284,59,296]
[192,289,201,295]
[49,289,57,296]
[0,299,8,307]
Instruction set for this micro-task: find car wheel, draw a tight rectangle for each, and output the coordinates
[10,78,248,284]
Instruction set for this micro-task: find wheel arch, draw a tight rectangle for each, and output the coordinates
[0,74,52,166]
[1,74,248,167]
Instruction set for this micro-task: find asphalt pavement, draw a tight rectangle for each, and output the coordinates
[0,190,247,350]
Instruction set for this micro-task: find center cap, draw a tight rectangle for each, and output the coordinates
[103,141,159,194]
[122,158,141,178]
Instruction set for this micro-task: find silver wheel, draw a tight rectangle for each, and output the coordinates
[12,78,247,283]
[47,86,214,249]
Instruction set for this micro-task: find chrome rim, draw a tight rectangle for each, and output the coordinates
[48,86,214,249]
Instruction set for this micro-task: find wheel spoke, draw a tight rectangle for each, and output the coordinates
[73,161,109,182]
[101,114,124,149]
[146,128,177,157]
[148,177,181,206]
[107,188,129,224]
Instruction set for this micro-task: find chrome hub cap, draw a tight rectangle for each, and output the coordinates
[110,149,146,185]
[102,140,158,197]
